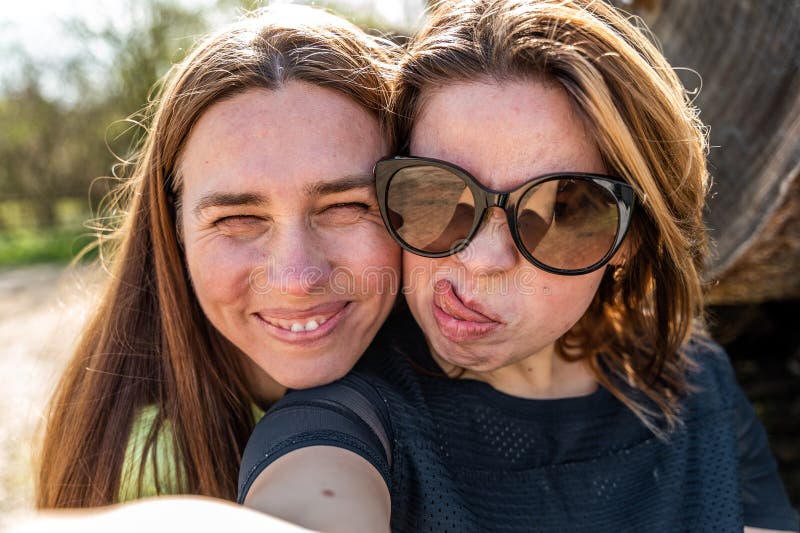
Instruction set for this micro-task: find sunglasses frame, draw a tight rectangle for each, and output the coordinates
[374,156,636,276]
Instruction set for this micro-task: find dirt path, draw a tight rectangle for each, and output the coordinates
[0,264,102,527]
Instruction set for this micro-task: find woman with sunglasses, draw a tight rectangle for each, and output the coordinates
[237,0,798,531]
[36,5,400,509]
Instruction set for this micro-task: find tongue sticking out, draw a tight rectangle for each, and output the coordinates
[434,279,494,323]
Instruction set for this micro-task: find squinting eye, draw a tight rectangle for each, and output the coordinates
[215,214,262,225]
[214,215,269,236]
[317,202,371,224]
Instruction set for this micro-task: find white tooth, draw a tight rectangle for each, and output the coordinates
[290,322,305,332]
[305,319,319,331]
[318,317,327,325]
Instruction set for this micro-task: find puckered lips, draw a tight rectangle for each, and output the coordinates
[254,300,351,345]
[432,279,501,342]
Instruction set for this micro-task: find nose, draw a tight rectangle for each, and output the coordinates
[259,222,333,297]
[454,207,518,274]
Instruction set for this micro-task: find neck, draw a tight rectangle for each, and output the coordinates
[242,355,286,405]
[448,343,598,399]
[252,376,286,405]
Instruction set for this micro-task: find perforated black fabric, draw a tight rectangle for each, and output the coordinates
[239,312,799,532]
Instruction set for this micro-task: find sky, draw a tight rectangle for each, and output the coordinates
[0,0,424,55]
[0,0,425,98]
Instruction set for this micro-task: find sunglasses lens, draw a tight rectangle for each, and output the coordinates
[386,166,475,253]
[518,179,620,271]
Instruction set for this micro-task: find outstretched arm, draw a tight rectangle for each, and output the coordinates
[11,496,316,533]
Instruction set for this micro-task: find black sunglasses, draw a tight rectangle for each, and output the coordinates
[374,156,635,276]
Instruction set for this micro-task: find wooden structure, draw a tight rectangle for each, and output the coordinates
[611,0,800,304]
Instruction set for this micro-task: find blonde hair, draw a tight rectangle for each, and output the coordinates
[393,0,710,434]
[37,5,397,507]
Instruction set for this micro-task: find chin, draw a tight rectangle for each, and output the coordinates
[271,360,352,390]
[454,357,507,373]
[432,340,503,372]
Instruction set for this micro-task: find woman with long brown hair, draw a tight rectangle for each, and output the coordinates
[36,4,400,508]
[237,1,798,531]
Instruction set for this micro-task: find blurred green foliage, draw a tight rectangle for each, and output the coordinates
[0,0,211,237]
[0,198,96,266]
[0,226,97,266]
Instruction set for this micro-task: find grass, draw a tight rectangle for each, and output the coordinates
[0,226,98,266]
[0,198,99,267]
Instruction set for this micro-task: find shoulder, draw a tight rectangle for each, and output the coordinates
[682,335,740,413]
[238,373,393,503]
[680,337,798,530]
[118,405,185,502]
[684,335,733,378]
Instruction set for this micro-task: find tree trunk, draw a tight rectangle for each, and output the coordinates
[612,0,800,303]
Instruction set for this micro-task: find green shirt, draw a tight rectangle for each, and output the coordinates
[118,404,266,501]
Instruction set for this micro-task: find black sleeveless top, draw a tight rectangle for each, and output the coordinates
[239,312,798,532]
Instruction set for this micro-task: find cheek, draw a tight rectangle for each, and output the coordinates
[554,271,604,303]
[402,253,437,311]
[185,238,257,310]
[531,270,605,328]
[327,226,401,298]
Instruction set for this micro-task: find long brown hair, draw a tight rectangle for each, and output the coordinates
[37,5,396,507]
[392,0,710,434]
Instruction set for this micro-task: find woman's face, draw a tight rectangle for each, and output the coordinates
[180,83,399,390]
[405,80,608,373]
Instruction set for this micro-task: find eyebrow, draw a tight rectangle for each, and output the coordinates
[305,173,375,197]
[192,174,375,217]
[193,192,267,217]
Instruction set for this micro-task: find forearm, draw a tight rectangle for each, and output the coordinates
[11,496,315,533]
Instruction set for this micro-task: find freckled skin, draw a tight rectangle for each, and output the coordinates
[404,80,609,391]
[180,83,400,391]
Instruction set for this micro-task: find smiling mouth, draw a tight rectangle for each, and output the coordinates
[259,314,333,332]
[254,301,351,342]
